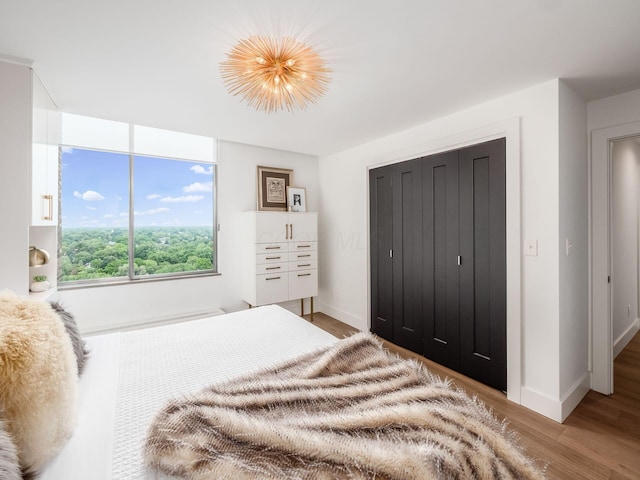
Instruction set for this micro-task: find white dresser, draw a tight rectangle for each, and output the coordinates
[242,212,318,312]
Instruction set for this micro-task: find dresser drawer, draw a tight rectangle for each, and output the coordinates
[256,262,288,275]
[288,250,317,262]
[255,273,288,305]
[256,252,287,264]
[288,269,318,299]
[290,241,316,252]
[255,243,287,254]
[288,260,317,271]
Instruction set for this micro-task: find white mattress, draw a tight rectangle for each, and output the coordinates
[40,305,339,480]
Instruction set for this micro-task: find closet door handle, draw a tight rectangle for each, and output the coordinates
[289,223,293,239]
[297,273,311,277]
[265,246,281,250]
[265,256,281,260]
[285,224,289,240]
[266,266,281,270]
[266,276,281,281]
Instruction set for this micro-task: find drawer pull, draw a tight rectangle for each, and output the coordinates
[297,264,311,267]
[298,254,311,258]
[266,276,281,281]
[298,273,311,277]
[265,256,281,260]
[297,244,311,248]
[266,266,281,270]
[265,246,281,250]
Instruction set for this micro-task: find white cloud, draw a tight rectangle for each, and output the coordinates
[103,214,115,218]
[115,195,123,201]
[86,206,97,211]
[190,165,214,175]
[183,181,213,193]
[159,195,204,203]
[147,193,161,200]
[145,207,170,215]
[119,212,128,217]
[61,146,74,154]
[73,190,105,201]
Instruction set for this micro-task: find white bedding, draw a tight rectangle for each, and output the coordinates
[40,305,339,480]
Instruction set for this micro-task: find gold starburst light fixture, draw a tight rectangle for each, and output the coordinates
[220,36,331,113]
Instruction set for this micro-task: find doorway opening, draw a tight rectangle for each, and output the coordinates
[611,136,640,359]
[591,123,640,394]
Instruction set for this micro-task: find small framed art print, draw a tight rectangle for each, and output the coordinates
[287,186,307,212]
[257,166,293,211]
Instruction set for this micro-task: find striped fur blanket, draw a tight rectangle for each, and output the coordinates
[144,332,544,479]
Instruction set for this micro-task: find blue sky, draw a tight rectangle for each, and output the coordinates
[61,148,214,228]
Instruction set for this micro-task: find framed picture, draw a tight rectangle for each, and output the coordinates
[287,186,307,212]
[257,166,293,211]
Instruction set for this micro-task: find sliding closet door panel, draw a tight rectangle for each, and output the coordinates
[392,160,423,352]
[422,151,459,369]
[459,138,506,391]
[369,166,394,340]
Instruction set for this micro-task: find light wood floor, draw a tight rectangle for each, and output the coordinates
[306,312,640,479]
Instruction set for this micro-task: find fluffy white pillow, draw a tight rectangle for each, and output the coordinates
[0,291,78,473]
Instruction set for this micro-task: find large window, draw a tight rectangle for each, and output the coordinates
[59,115,217,285]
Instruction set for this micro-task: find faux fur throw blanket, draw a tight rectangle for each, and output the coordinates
[145,332,544,480]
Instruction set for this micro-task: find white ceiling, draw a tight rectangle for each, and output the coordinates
[1,0,640,156]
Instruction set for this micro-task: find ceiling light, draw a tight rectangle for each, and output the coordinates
[220,36,331,113]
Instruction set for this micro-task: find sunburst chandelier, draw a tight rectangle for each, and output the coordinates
[220,36,331,113]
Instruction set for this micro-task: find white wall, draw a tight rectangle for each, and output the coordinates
[588,87,640,132]
[317,79,590,420]
[611,139,640,346]
[58,140,319,333]
[558,81,589,416]
[0,60,31,296]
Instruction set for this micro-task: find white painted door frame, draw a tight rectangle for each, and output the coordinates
[591,121,640,394]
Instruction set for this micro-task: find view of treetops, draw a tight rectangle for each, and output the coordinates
[60,147,215,281]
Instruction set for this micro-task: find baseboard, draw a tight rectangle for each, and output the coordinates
[520,371,590,423]
[560,372,590,422]
[84,307,226,335]
[315,301,364,331]
[520,387,563,423]
[613,318,640,358]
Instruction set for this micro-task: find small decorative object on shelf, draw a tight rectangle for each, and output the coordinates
[287,186,307,212]
[30,275,50,292]
[257,166,292,211]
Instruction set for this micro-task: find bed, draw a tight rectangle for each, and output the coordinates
[0,298,543,479]
[39,305,339,480]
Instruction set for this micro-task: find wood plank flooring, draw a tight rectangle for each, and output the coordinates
[306,312,640,479]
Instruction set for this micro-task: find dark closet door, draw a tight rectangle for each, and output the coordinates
[391,159,423,352]
[458,138,507,391]
[369,165,394,340]
[421,151,460,369]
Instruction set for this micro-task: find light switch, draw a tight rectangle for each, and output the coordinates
[565,238,573,256]
[525,239,538,256]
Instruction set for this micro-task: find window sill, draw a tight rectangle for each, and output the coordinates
[57,271,221,291]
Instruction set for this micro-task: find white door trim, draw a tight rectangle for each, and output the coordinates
[591,121,640,394]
